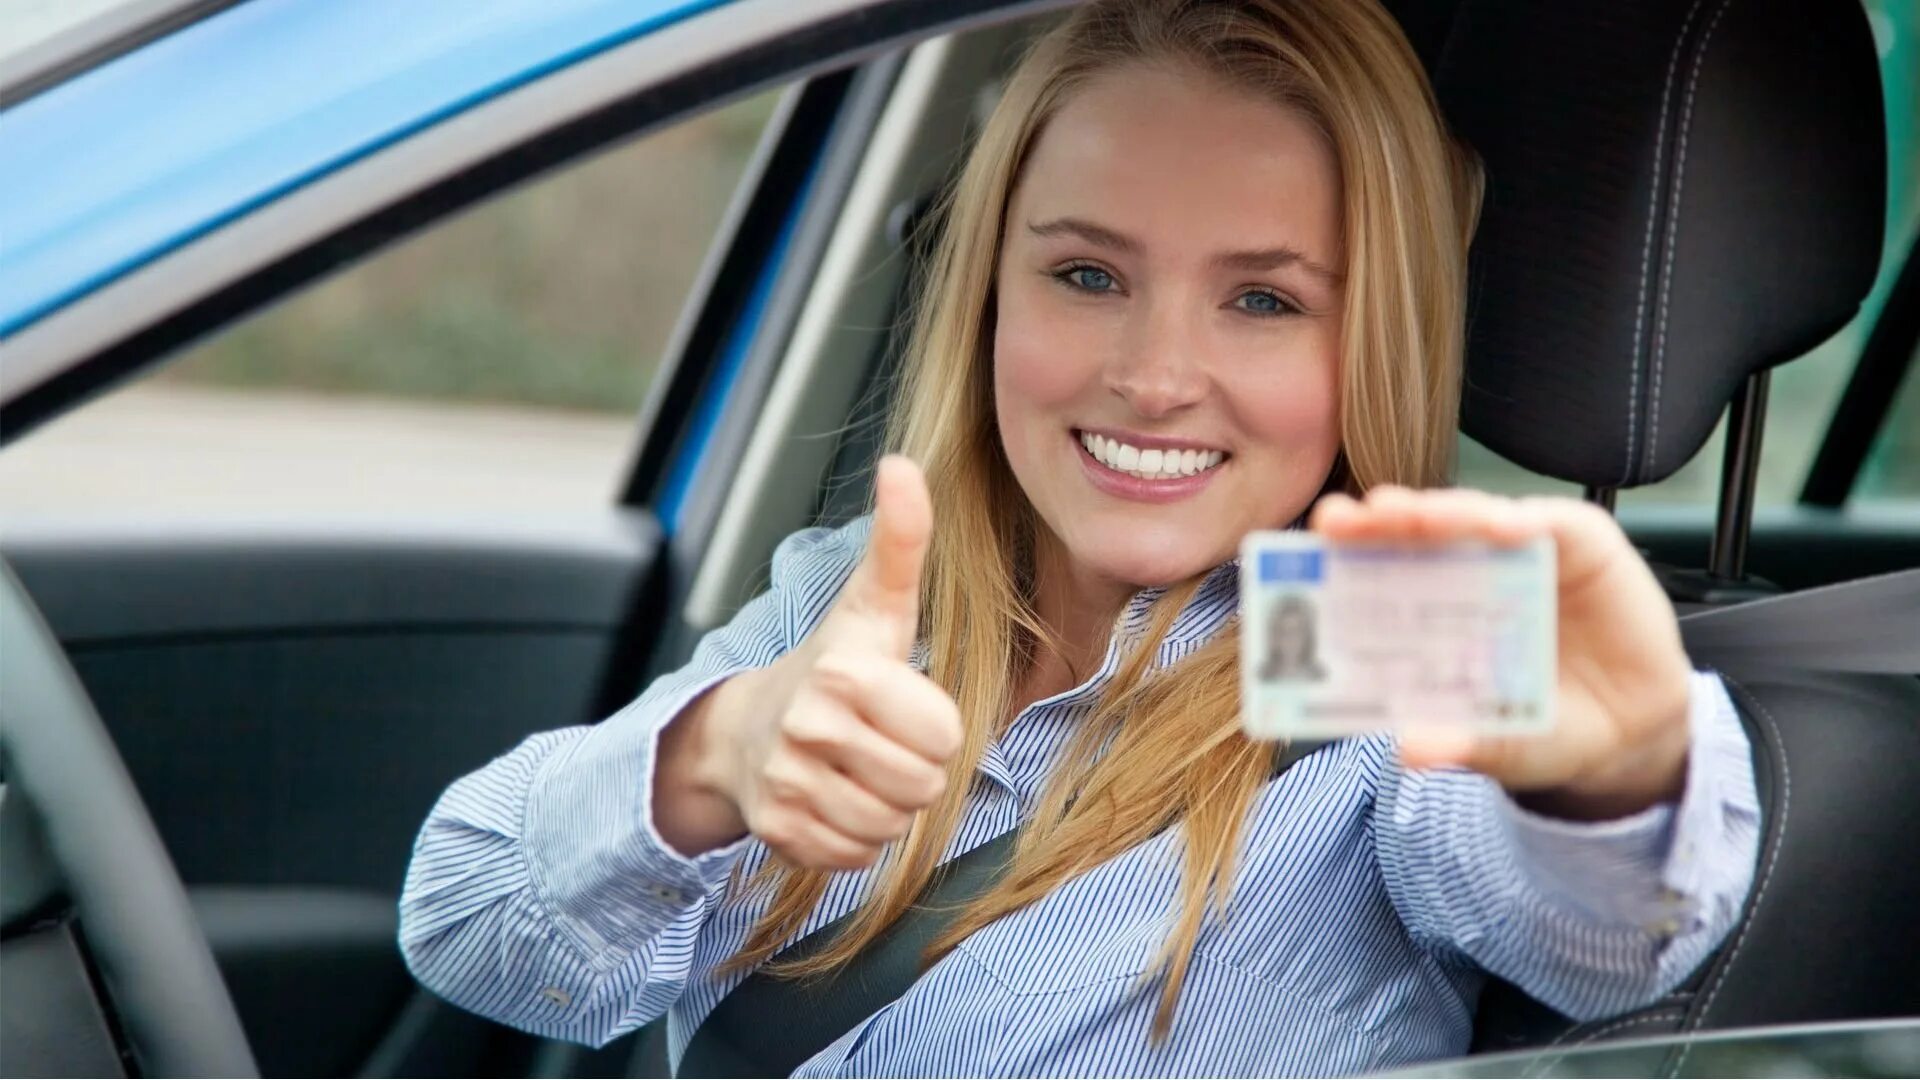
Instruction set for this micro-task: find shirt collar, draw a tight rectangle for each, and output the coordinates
[1116,557,1242,652]
[970,558,1244,801]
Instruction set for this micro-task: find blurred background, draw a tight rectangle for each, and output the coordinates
[0,0,1914,515]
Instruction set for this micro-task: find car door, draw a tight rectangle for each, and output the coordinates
[0,1,1034,1075]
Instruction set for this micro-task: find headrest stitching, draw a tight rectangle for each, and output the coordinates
[1652,0,1740,483]
[1627,0,1715,487]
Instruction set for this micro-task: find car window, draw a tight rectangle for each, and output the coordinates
[1456,0,1918,508]
[0,89,780,514]
[1858,333,1919,503]
[0,0,143,65]
[1828,0,1920,508]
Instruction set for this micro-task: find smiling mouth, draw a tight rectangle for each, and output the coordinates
[1075,430,1228,481]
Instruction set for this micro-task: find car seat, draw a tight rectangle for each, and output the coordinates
[1419,0,1920,1058]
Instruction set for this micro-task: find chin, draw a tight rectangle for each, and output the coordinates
[1068,526,1227,590]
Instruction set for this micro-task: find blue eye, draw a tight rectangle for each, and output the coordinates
[1235,289,1296,317]
[1056,265,1117,293]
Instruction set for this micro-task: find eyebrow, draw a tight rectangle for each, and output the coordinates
[1026,217,1344,286]
[1211,246,1345,285]
[1027,217,1142,254]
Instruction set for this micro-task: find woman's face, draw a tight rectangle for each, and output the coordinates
[995,63,1344,593]
[1272,600,1314,663]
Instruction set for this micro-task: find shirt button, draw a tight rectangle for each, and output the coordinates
[650,884,687,904]
[541,986,572,1007]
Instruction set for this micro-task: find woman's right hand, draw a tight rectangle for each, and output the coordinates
[653,456,964,870]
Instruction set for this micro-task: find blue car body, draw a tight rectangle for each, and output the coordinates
[0,0,735,338]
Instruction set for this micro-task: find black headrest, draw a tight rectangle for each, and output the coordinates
[1430,0,1887,487]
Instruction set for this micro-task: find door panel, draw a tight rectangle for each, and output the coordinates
[188,886,410,1079]
[2,510,663,1076]
[1622,506,1920,592]
[70,628,618,890]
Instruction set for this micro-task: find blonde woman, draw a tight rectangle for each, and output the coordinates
[400,0,1759,1073]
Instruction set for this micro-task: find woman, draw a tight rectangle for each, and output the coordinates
[1258,594,1325,683]
[400,0,1760,1074]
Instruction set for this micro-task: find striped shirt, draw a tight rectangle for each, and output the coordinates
[399,517,1761,1077]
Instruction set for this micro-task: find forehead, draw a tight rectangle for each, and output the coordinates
[1012,63,1342,262]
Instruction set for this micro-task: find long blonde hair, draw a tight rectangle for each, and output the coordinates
[731,0,1481,1036]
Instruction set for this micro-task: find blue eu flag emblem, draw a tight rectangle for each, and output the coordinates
[1259,550,1323,584]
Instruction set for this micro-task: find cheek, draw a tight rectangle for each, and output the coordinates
[1224,344,1342,466]
[993,283,1103,453]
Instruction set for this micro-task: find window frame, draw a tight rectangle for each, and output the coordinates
[1800,235,1920,508]
[0,0,1076,442]
[0,0,241,108]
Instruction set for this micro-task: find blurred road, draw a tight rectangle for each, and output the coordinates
[0,383,635,516]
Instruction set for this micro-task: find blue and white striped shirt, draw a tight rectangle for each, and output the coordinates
[399,517,1761,1077]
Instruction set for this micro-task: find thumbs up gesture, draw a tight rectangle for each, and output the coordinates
[659,456,964,870]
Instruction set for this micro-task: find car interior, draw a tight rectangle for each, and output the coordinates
[1,0,1916,1076]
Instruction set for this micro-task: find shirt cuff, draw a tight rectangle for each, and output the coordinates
[521,671,752,964]
[1497,670,1750,938]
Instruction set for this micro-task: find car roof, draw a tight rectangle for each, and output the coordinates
[0,0,732,338]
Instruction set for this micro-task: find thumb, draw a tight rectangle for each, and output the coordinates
[841,455,932,653]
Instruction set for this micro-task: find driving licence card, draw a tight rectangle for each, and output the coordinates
[1238,532,1555,740]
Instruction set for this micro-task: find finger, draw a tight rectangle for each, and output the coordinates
[1519,496,1642,594]
[778,681,950,809]
[790,757,915,844]
[838,455,933,656]
[822,725,950,810]
[812,652,964,764]
[1398,489,1542,547]
[753,806,883,871]
[1310,485,1426,543]
[1392,722,1482,771]
[1395,719,1605,793]
[1306,491,1363,535]
[1324,487,1543,548]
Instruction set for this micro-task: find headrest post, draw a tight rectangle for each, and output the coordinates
[1709,371,1771,582]
[1581,486,1617,514]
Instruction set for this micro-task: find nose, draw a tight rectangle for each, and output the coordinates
[1103,298,1209,419]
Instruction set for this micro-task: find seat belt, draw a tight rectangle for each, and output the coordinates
[674,567,1920,1077]
[676,829,1020,1078]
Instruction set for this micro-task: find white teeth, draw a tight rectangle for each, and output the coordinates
[1078,431,1226,481]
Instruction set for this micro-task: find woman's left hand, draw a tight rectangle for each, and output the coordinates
[1310,486,1694,820]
